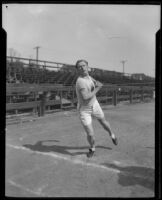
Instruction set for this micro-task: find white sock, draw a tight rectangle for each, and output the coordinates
[91,147,95,151]
[111,133,115,139]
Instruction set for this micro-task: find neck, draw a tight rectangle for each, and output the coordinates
[80,73,89,78]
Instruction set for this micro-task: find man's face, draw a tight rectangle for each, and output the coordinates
[77,61,89,76]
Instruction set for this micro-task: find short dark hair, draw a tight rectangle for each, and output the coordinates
[75,60,88,68]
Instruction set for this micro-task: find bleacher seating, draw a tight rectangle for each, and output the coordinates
[6,56,155,86]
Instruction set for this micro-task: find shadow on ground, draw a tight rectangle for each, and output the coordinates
[101,163,154,192]
[145,147,154,149]
[23,140,112,156]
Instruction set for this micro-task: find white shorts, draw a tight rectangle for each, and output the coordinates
[79,100,104,126]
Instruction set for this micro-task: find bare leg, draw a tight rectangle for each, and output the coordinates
[82,123,95,150]
[98,117,118,145]
[98,117,113,136]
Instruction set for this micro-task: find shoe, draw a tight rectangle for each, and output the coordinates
[111,135,118,145]
[87,148,95,158]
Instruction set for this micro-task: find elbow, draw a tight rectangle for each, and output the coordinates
[82,94,90,100]
[83,96,89,100]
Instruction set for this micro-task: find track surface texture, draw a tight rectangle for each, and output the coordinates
[6,101,155,197]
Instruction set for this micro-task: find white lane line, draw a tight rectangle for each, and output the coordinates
[7,143,120,173]
[36,184,48,194]
[7,179,46,196]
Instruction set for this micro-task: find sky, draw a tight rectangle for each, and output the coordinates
[2,4,160,77]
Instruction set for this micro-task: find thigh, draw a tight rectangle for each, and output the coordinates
[79,106,92,126]
[92,101,104,119]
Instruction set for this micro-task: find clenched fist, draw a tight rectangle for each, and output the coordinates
[95,81,103,88]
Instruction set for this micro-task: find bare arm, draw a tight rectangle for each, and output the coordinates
[90,76,97,85]
[80,82,103,100]
[90,77,102,88]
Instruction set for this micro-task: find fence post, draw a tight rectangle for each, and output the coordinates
[113,90,117,106]
[60,89,63,109]
[72,87,74,106]
[112,91,114,105]
[141,87,144,102]
[39,91,46,116]
[106,87,108,104]
[32,107,35,115]
[72,87,76,107]
[151,89,155,99]
[130,89,133,104]
[70,87,73,107]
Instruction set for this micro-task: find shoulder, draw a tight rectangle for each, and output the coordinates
[89,76,95,82]
[76,77,86,89]
[76,77,85,84]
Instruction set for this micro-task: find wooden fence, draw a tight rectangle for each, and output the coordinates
[6,84,155,117]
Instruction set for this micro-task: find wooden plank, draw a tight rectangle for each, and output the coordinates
[6,84,75,94]
[6,101,40,111]
[97,96,112,101]
[46,99,61,106]
[98,94,142,101]
[118,95,130,99]
[6,88,74,95]
[6,84,154,95]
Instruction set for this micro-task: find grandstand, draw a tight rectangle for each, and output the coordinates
[6,56,155,86]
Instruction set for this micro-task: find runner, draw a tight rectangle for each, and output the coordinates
[75,59,118,158]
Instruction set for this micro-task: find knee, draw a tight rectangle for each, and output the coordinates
[98,117,107,125]
[84,125,94,136]
[99,117,110,129]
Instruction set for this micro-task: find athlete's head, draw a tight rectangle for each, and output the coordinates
[76,60,88,68]
[75,59,89,77]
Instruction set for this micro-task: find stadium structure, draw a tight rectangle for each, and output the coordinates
[6,56,155,86]
[6,56,155,117]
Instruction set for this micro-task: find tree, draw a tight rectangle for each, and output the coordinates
[8,48,21,59]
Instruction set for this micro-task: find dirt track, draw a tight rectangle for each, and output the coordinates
[6,101,155,197]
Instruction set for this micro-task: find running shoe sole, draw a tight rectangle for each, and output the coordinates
[87,149,95,158]
[112,137,118,145]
